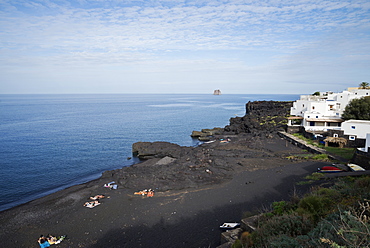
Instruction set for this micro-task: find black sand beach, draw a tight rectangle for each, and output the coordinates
[0,135,329,248]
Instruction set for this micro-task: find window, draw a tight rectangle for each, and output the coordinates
[351,126,356,129]
[312,106,315,110]
[316,116,318,118]
[349,136,356,140]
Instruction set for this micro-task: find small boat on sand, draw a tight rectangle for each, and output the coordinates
[318,166,344,173]
[220,222,240,229]
[347,163,366,172]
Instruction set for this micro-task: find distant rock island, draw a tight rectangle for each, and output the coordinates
[213,89,221,95]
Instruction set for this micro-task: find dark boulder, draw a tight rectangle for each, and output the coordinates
[132,141,193,160]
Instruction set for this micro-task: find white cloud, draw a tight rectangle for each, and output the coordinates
[0,0,369,94]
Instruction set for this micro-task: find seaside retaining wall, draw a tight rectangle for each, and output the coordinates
[286,125,304,134]
[278,131,327,155]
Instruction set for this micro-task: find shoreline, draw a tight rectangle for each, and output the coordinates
[0,133,331,247]
[0,172,105,212]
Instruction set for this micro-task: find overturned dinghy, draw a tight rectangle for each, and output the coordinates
[318,166,344,173]
[347,163,366,172]
[220,222,240,230]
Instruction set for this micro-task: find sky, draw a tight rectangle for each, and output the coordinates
[0,0,369,94]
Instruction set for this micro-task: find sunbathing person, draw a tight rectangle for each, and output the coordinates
[90,194,105,200]
[38,235,50,248]
[104,181,117,189]
[83,200,100,208]
[46,234,57,245]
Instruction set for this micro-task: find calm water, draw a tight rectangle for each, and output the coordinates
[0,94,299,211]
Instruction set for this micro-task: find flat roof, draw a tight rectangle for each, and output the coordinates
[343,120,370,124]
[306,118,343,122]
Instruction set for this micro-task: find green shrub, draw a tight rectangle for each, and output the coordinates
[231,239,242,248]
[269,234,301,248]
[240,231,253,247]
[272,201,288,215]
[252,213,313,246]
[248,176,370,247]
[297,195,334,223]
[316,188,342,202]
[354,176,370,190]
[305,209,370,247]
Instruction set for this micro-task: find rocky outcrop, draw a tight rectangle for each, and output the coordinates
[214,89,222,95]
[224,101,292,135]
[191,128,224,141]
[102,133,301,191]
[132,141,193,160]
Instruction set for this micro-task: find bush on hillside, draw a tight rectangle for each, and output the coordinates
[244,176,370,248]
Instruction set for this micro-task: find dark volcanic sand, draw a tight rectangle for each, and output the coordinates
[0,137,329,248]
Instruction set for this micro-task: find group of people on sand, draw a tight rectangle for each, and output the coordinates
[83,194,106,208]
[38,234,65,247]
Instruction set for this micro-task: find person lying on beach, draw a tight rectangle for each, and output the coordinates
[47,234,66,244]
[104,181,118,189]
[38,235,50,247]
[83,200,100,208]
[90,194,105,200]
[134,189,148,195]
[46,234,57,245]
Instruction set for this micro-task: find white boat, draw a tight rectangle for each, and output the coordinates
[219,222,240,229]
[347,163,366,172]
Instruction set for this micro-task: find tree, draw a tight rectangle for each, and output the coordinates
[359,82,369,89]
[342,96,370,120]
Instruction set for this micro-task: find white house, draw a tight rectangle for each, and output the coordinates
[340,120,370,140]
[289,88,370,133]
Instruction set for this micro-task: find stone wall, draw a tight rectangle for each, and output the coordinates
[352,150,370,170]
[277,131,327,155]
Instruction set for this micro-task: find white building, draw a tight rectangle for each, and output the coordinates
[289,88,370,133]
[340,120,370,140]
[362,133,370,152]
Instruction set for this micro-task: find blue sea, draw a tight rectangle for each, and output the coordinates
[0,94,299,211]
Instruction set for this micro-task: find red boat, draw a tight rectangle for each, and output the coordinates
[318,166,344,173]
